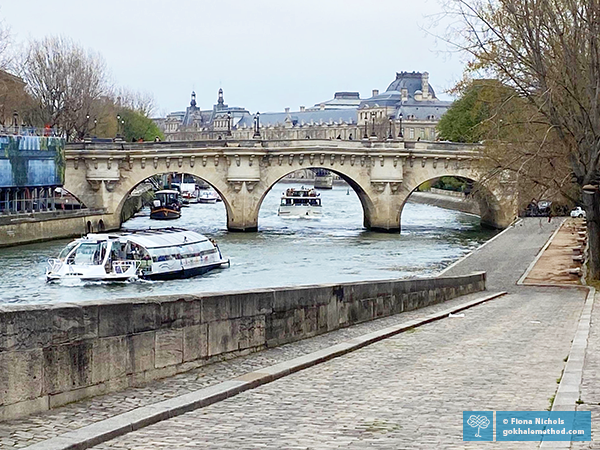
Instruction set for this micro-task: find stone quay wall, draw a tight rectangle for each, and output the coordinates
[0,210,114,248]
[0,272,485,420]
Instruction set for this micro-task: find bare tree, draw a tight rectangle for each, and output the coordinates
[444,0,600,278]
[112,87,156,117]
[22,36,108,139]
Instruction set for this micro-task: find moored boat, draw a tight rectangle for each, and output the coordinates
[150,190,182,220]
[46,228,229,282]
[278,187,322,218]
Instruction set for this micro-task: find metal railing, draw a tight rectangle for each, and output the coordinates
[0,125,65,138]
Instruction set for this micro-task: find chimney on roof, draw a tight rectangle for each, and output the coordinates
[401,88,408,101]
[372,89,379,97]
[300,105,305,112]
[285,107,290,113]
[421,72,430,99]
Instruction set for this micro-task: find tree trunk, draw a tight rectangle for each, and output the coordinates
[583,188,600,280]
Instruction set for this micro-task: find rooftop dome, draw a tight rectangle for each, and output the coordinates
[386,71,436,99]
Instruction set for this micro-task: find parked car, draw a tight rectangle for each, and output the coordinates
[570,207,586,218]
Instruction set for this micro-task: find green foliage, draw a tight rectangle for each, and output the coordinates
[432,177,467,192]
[118,108,164,142]
[437,83,489,142]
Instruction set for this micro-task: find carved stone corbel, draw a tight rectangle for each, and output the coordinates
[191,155,196,167]
[421,157,427,168]
[153,157,159,169]
[141,157,146,169]
[320,154,325,165]
[92,158,98,169]
[107,158,113,170]
[389,182,402,193]
[299,154,304,165]
[74,158,80,170]
[278,155,284,166]
[433,157,438,169]
[214,155,219,166]
[105,180,119,192]
[371,181,387,193]
[128,156,133,170]
[229,180,244,192]
[235,155,241,167]
[87,180,102,191]
[245,181,258,192]
[444,158,450,169]
[309,154,315,165]
[330,154,335,165]
[249,155,255,167]
[178,157,183,168]
[340,155,345,166]
[360,156,366,167]
[166,157,171,169]
[393,156,399,168]
[379,155,384,167]
[288,154,293,165]
[350,155,356,166]
[409,156,415,168]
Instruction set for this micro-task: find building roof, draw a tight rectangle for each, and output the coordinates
[386,71,436,98]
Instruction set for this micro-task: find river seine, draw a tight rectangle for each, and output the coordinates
[0,182,497,304]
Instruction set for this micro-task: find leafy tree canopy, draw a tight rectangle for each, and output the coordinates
[118,108,163,142]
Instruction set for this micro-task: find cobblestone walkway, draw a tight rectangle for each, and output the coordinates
[92,287,585,450]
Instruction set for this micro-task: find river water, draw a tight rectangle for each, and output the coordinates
[0,182,497,304]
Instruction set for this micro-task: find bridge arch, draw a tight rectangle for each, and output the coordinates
[252,167,376,230]
[400,174,508,229]
[113,171,232,228]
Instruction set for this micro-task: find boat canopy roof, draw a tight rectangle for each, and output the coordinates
[83,228,210,250]
[155,189,180,195]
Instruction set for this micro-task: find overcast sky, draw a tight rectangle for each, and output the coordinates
[2,1,466,117]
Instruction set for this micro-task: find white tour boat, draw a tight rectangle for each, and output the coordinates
[277,187,322,218]
[198,190,219,204]
[46,228,229,282]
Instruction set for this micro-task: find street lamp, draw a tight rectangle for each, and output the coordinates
[388,117,394,140]
[227,111,232,137]
[116,114,121,137]
[370,112,377,138]
[12,111,19,133]
[397,112,404,139]
[253,112,261,138]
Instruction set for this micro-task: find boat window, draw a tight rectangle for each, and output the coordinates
[58,241,79,260]
[70,242,105,265]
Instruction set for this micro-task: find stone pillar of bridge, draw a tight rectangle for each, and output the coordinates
[362,153,405,232]
[225,153,262,232]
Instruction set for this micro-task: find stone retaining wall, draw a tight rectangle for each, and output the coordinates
[0,272,485,420]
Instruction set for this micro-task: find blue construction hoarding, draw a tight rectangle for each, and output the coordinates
[0,135,65,188]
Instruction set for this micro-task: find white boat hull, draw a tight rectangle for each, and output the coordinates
[278,205,322,218]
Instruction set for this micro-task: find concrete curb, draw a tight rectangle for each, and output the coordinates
[439,218,523,276]
[540,287,595,449]
[23,291,507,450]
[516,218,567,286]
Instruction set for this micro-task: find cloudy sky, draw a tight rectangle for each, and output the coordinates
[2,1,466,116]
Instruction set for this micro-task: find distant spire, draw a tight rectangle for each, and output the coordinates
[218,88,224,107]
[190,91,197,108]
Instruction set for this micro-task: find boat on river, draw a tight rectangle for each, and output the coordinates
[46,228,229,282]
[198,190,219,204]
[278,187,322,218]
[150,190,181,220]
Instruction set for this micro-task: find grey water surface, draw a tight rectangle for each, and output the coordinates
[0,183,496,304]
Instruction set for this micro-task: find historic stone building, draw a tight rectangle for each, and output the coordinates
[157,71,451,142]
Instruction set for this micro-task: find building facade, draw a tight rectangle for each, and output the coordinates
[157,71,451,142]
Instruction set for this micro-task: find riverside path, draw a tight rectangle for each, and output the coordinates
[80,218,586,450]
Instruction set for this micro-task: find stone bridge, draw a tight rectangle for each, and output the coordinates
[63,139,518,232]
